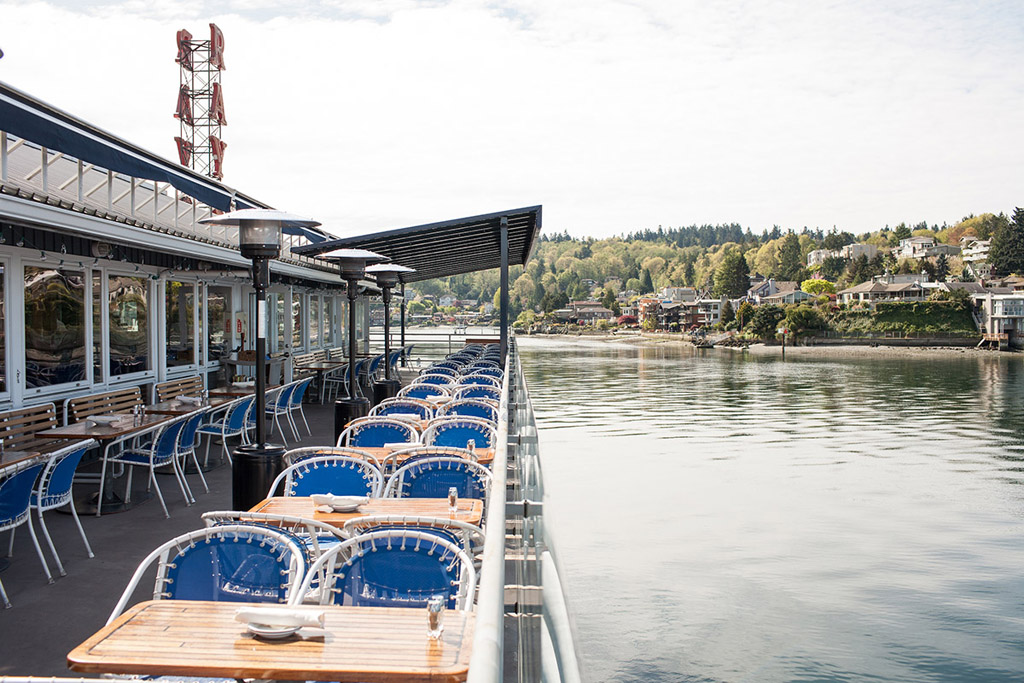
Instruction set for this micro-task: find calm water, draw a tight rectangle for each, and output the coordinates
[518,338,1024,683]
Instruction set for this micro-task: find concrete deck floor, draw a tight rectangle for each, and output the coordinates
[0,371,419,676]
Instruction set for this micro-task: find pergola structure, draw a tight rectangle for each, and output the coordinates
[292,206,542,360]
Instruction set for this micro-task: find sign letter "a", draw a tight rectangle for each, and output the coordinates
[174,84,193,126]
[212,83,227,125]
[210,23,226,70]
[209,135,227,179]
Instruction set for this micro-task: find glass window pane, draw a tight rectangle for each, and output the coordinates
[0,264,5,392]
[309,297,319,347]
[275,294,286,353]
[25,266,86,388]
[109,274,149,376]
[197,288,204,363]
[323,297,333,347]
[93,272,103,382]
[165,280,195,367]
[292,293,303,350]
[208,286,231,361]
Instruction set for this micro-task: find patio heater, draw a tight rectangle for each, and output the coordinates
[199,208,320,510]
[366,263,415,403]
[320,248,389,442]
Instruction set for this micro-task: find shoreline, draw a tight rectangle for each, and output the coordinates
[519,332,1020,360]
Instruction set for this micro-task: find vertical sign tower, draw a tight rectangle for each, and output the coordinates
[174,24,227,179]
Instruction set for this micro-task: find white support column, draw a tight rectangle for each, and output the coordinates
[1,131,7,183]
[40,146,48,192]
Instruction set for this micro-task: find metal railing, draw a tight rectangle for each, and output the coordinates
[467,338,581,683]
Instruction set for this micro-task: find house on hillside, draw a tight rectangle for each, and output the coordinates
[660,286,697,302]
[762,288,814,305]
[840,243,879,260]
[438,294,457,307]
[747,279,799,304]
[974,293,1024,347]
[961,238,991,263]
[807,249,832,267]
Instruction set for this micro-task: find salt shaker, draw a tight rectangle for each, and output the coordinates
[426,595,445,639]
[448,486,458,517]
[466,439,476,459]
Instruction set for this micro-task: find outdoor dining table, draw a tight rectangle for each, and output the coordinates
[0,448,43,467]
[294,360,348,403]
[250,496,485,527]
[34,413,174,514]
[145,396,233,415]
[68,599,474,682]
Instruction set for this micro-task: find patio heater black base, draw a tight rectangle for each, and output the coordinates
[232,443,286,511]
[372,379,401,405]
[335,397,370,444]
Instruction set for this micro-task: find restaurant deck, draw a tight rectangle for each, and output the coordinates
[0,384,394,675]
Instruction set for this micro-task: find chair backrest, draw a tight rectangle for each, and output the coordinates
[268,455,383,498]
[337,417,418,448]
[464,365,503,378]
[274,382,297,409]
[106,524,307,624]
[398,383,451,400]
[457,373,501,387]
[370,398,434,419]
[452,384,500,402]
[422,417,496,449]
[33,440,97,509]
[384,456,492,500]
[289,377,313,406]
[0,459,46,530]
[342,514,485,557]
[421,366,458,378]
[465,360,501,371]
[436,399,498,424]
[176,408,210,452]
[155,376,205,402]
[433,360,465,371]
[292,529,476,610]
[225,396,255,432]
[418,374,456,386]
[202,511,346,562]
[152,417,189,462]
[381,446,476,474]
[284,446,380,469]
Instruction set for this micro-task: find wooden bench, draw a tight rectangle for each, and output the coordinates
[66,387,144,424]
[155,376,205,402]
[0,402,73,454]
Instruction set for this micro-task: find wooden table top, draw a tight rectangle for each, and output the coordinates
[296,360,349,370]
[250,496,484,527]
[35,413,172,441]
[209,383,281,398]
[0,449,43,467]
[145,396,233,415]
[68,600,474,682]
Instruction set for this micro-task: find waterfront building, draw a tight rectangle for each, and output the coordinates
[806,249,832,267]
[746,279,799,304]
[839,243,879,260]
[974,293,1024,347]
[660,286,697,302]
[961,238,991,263]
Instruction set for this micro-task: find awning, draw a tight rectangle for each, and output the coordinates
[290,206,542,282]
[0,80,329,241]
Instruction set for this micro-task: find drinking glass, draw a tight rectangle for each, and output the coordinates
[448,486,458,517]
[426,595,445,639]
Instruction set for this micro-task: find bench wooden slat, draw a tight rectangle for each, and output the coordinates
[155,377,204,403]
[68,387,144,423]
[0,403,58,449]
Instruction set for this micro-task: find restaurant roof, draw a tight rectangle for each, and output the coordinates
[290,206,542,283]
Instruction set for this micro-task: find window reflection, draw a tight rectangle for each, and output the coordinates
[323,297,334,347]
[275,294,286,353]
[292,293,303,350]
[0,265,6,392]
[92,273,103,382]
[25,266,86,388]
[165,280,195,366]
[309,297,319,348]
[208,286,231,361]
[109,274,149,375]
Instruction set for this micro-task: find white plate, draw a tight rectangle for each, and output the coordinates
[88,415,122,426]
[311,494,368,512]
[384,442,421,450]
[232,381,255,388]
[247,622,301,639]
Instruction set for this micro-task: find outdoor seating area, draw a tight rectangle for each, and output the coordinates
[0,343,506,682]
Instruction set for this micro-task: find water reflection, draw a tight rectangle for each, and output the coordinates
[519,338,1024,682]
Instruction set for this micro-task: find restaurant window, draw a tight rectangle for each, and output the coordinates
[165,280,195,367]
[109,274,149,376]
[274,293,287,353]
[208,286,231,362]
[292,292,303,351]
[0,264,6,392]
[309,296,320,348]
[323,296,334,347]
[24,266,86,388]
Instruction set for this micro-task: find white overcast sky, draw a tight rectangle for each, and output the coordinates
[1,0,1022,239]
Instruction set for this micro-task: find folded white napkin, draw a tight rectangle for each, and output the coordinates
[176,395,203,405]
[384,442,421,450]
[232,381,255,388]
[234,606,325,629]
[310,494,368,512]
[88,415,121,426]
[389,413,421,422]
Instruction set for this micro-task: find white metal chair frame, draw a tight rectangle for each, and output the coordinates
[336,416,420,448]
[106,524,307,625]
[342,514,485,559]
[31,440,98,579]
[397,383,452,400]
[197,395,255,467]
[383,456,494,499]
[421,416,497,449]
[268,454,384,499]
[290,529,477,611]
[0,458,51,607]
[284,446,381,469]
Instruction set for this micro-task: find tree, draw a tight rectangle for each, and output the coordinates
[713,250,750,297]
[989,207,1024,277]
[639,267,654,294]
[777,233,803,280]
[747,305,786,339]
[819,256,846,280]
[784,305,825,338]
[801,278,836,295]
[737,301,754,329]
[601,287,616,310]
[720,300,735,324]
